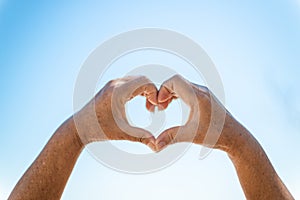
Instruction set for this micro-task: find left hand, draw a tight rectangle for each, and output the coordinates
[74,76,158,151]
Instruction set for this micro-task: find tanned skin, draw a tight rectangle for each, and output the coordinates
[9,75,294,200]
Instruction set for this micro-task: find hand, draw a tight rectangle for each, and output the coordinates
[155,75,231,151]
[74,76,158,150]
[10,75,294,200]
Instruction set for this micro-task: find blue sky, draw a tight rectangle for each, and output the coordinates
[1,1,300,199]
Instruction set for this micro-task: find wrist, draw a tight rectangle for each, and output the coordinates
[63,117,85,149]
[214,113,250,156]
[73,101,106,145]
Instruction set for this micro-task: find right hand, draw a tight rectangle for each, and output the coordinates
[155,75,230,151]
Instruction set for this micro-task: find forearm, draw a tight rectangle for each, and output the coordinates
[9,117,84,200]
[221,114,294,200]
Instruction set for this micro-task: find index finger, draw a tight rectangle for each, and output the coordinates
[119,76,158,111]
[158,75,195,109]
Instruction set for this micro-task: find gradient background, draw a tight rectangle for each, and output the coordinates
[1,1,300,199]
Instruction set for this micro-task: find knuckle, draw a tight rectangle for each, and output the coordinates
[166,74,187,90]
[139,75,148,80]
[129,76,151,87]
[167,132,175,144]
[139,135,148,144]
[133,75,148,82]
[161,80,173,91]
[106,79,117,87]
[198,85,209,93]
[171,74,182,80]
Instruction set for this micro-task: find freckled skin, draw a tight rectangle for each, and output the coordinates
[8,75,294,200]
[156,75,294,200]
[8,76,157,200]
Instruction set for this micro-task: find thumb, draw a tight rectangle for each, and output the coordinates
[123,126,157,151]
[155,126,191,151]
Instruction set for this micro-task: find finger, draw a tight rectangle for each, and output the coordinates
[158,98,172,110]
[123,126,157,151]
[155,126,191,151]
[158,86,174,103]
[157,86,175,110]
[146,99,155,112]
[122,76,158,106]
[134,81,158,112]
[133,82,158,106]
[158,75,194,108]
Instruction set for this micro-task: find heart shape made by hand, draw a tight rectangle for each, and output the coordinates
[76,74,224,152]
[109,74,209,151]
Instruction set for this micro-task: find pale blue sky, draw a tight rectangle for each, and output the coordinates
[1,1,300,199]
